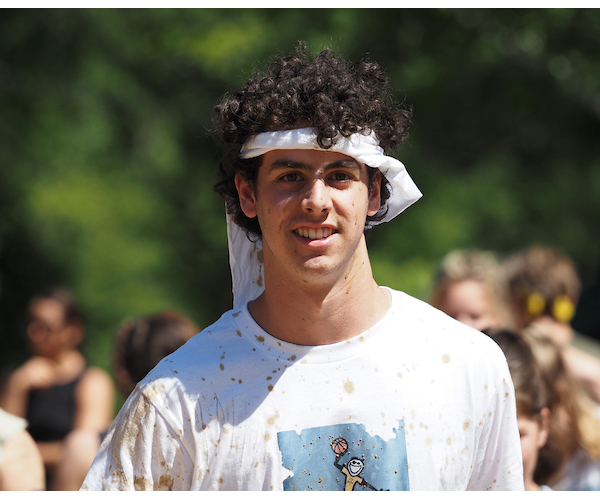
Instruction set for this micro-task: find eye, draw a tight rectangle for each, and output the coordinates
[329,171,354,183]
[279,172,303,182]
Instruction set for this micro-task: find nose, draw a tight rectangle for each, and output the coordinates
[302,179,332,214]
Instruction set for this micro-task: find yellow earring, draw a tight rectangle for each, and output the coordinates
[526,292,546,318]
[553,295,575,323]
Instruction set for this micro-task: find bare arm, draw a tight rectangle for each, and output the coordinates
[0,357,56,417]
[0,429,45,491]
[73,367,115,431]
[0,375,29,418]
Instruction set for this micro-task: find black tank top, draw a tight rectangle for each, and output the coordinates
[26,371,85,442]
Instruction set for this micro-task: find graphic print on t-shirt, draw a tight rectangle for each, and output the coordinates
[277,421,409,491]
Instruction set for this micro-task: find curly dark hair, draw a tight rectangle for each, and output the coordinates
[213,43,412,239]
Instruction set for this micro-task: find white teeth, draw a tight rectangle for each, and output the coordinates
[296,228,334,240]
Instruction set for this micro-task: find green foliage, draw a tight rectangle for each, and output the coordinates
[1,8,599,382]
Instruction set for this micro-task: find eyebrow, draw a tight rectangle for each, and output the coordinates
[268,158,362,173]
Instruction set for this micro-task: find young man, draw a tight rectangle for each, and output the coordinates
[81,46,523,491]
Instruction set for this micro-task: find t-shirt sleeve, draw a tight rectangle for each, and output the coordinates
[80,385,195,490]
[0,408,28,466]
[467,375,524,491]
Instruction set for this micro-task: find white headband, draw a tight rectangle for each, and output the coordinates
[228,127,422,308]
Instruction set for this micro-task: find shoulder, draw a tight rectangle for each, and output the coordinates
[388,288,466,329]
[134,307,247,392]
[385,289,510,375]
[78,366,114,391]
[160,308,244,364]
[75,367,115,414]
[388,289,504,350]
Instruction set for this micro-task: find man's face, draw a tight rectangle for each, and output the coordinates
[235,149,381,284]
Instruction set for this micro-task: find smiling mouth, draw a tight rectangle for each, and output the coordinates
[294,228,337,240]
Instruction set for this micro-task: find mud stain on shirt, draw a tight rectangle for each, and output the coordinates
[108,392,155,488]
[344,380,354,394]
[158,474,174,491]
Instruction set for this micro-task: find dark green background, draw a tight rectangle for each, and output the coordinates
[1,9,599,402]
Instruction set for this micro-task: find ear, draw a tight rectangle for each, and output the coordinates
[537,407,551,448]
[367,169,382,216]
[234,173,257,219]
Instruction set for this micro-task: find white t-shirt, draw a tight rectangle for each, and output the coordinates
[81,288,523,491]
[551,447,600,491]
[0,408,27,466]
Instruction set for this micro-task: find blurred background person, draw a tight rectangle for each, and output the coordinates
[111,310,199,397]
[525,328,600,491]
[503,246,600,404]
[51,310,198,490]
[483,328,551,491]
[429,249,514,331]
[0,287,115,490]
[0,407,45,491]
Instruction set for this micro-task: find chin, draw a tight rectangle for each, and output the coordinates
[297,257,345,279]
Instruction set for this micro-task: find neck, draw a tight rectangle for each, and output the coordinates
[40,349,86,384]
[248,239,391,346]
[41,347,76,364]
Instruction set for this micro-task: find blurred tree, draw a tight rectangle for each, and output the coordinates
[1,9,599,394]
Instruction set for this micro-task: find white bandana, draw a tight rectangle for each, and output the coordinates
[228,127,422,307]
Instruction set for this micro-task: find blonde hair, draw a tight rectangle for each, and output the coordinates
[430,250,513,327]
[524,328,600,484]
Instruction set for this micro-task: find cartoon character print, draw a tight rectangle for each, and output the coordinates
[277,421,409,491]
[331,437,385,491]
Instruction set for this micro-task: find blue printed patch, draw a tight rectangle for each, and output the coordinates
[277,421,409,491]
